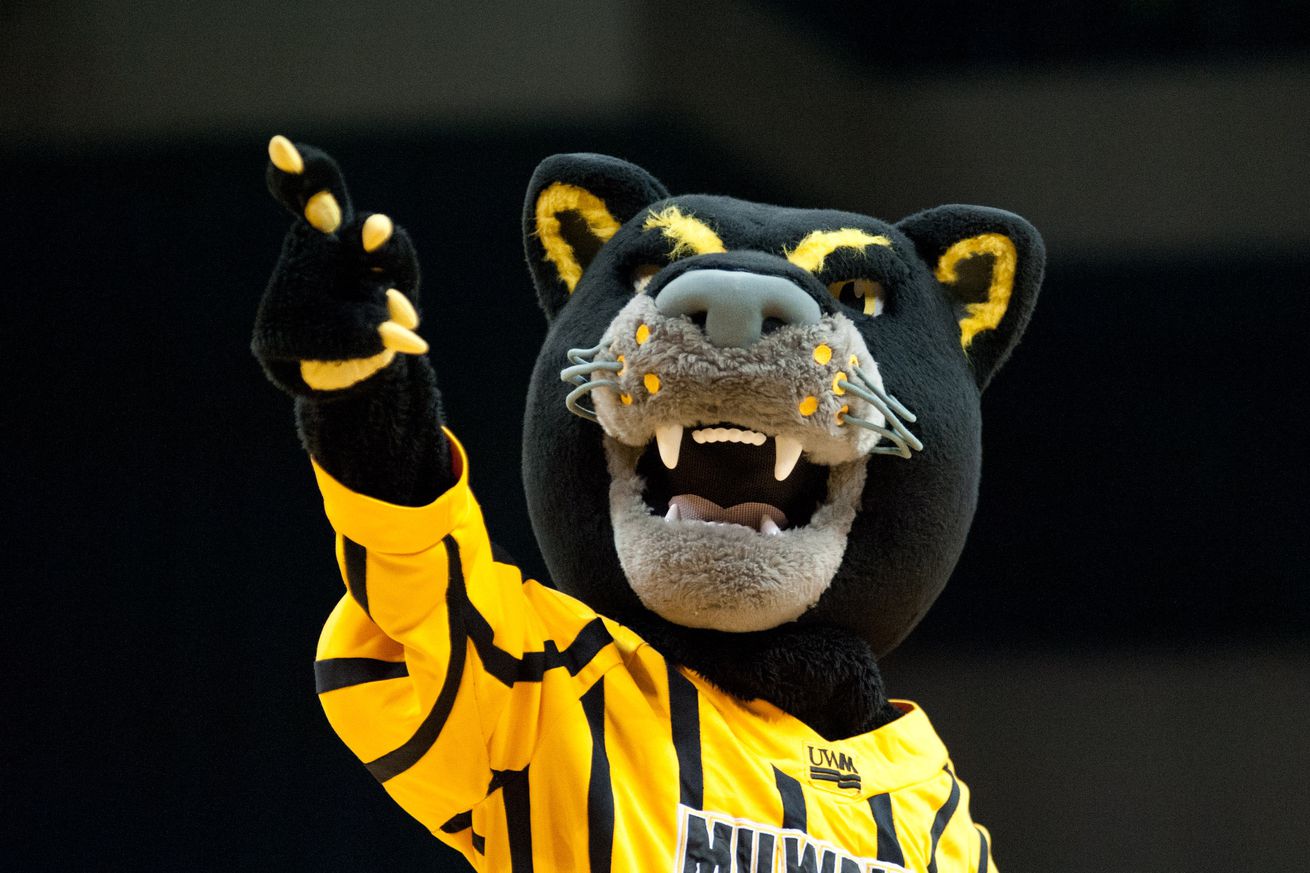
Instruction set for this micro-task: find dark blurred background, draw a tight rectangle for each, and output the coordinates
[3,1,1307,870]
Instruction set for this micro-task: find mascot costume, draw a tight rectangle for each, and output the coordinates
[253,136,1043,872]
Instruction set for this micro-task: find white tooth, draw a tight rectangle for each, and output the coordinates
[665,503,681,522]
[774,435,803,481]
[656,423,683,469]
[760,515,781,535]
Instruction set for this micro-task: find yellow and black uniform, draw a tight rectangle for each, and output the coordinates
[312,433,998,873]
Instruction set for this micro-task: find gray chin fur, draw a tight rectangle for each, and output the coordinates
[605,438,867,632]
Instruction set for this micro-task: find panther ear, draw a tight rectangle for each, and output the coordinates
[897,205,1045,391]
[523,153,669,319]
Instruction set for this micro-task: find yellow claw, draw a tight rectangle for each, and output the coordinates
[304,190,342,233]
[300,350,396,391]
[362,213,394,253]
[268,135,304,174]
[385,289,420,330]
[378,320,429,355]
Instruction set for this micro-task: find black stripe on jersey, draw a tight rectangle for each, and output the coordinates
[439,811,487,856]
[503,766,534,872]
[868,792,905,867]
[314,657,409,693]
[809,767,861,789]
[364,535,469,783]
[975,826,990,873]
[467,606,614,686]
[581,678,614,873]
[488,767,521,793]
[550,618,614,676]
[342,537,370,615]
[772,766,806,832]
[440,810,472,833]
[926,766,961,873]
[667,665,704,809]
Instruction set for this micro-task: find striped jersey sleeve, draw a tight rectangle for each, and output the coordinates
[309,429,623,848]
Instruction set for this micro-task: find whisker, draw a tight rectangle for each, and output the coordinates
[837,377,924,455]
[561,342,621,424]
[838,378,892,419]
[564,379,619,423]
[854,366,916,423]
[560,360,623,385]
[566,343,604,367]
[841,413,910,454]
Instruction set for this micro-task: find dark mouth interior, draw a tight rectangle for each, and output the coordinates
[637,423,828,529]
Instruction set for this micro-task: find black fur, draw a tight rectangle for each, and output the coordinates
[295,357,452,506]
[522,185,1043,661]
[253,140,450,505]
[633,618,901,740]
[256,147,1042,739]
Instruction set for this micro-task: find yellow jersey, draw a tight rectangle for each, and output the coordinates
[311,432,997,872]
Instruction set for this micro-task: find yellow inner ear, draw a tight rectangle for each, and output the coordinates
[643,206,726,257]
[535,182,623,293]
[935,233,1018,349]
[785,228,892,273]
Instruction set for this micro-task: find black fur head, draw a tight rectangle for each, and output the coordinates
[520,154,1043,665]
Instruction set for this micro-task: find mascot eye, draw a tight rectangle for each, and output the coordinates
[827,278,885,317]
[632,264,660,294]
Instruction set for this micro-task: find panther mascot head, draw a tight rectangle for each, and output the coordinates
[518,154,1043,737]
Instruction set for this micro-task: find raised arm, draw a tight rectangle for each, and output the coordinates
[251,138,618,851]
[252,135,451,505]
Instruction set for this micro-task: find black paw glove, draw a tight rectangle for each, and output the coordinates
[254,137,452,505]
[253,136,427,398]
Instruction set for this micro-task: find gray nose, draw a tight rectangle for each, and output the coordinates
[654,269,821,347]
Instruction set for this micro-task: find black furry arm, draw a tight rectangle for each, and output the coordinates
[253,139,454,506]
[292,356,452,506]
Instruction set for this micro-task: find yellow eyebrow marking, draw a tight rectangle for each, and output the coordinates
[535,182,623,293]
[643,206,727,257]
[785,228,892,273]
[935,232,1018,349]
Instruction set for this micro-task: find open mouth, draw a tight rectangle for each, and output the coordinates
[636,423,830,534]
[587,294,883,631]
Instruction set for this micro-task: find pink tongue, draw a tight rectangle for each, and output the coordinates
[669,494,788,529]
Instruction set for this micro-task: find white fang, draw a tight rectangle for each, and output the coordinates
[655,423,684,469]
[774,435,803,481]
